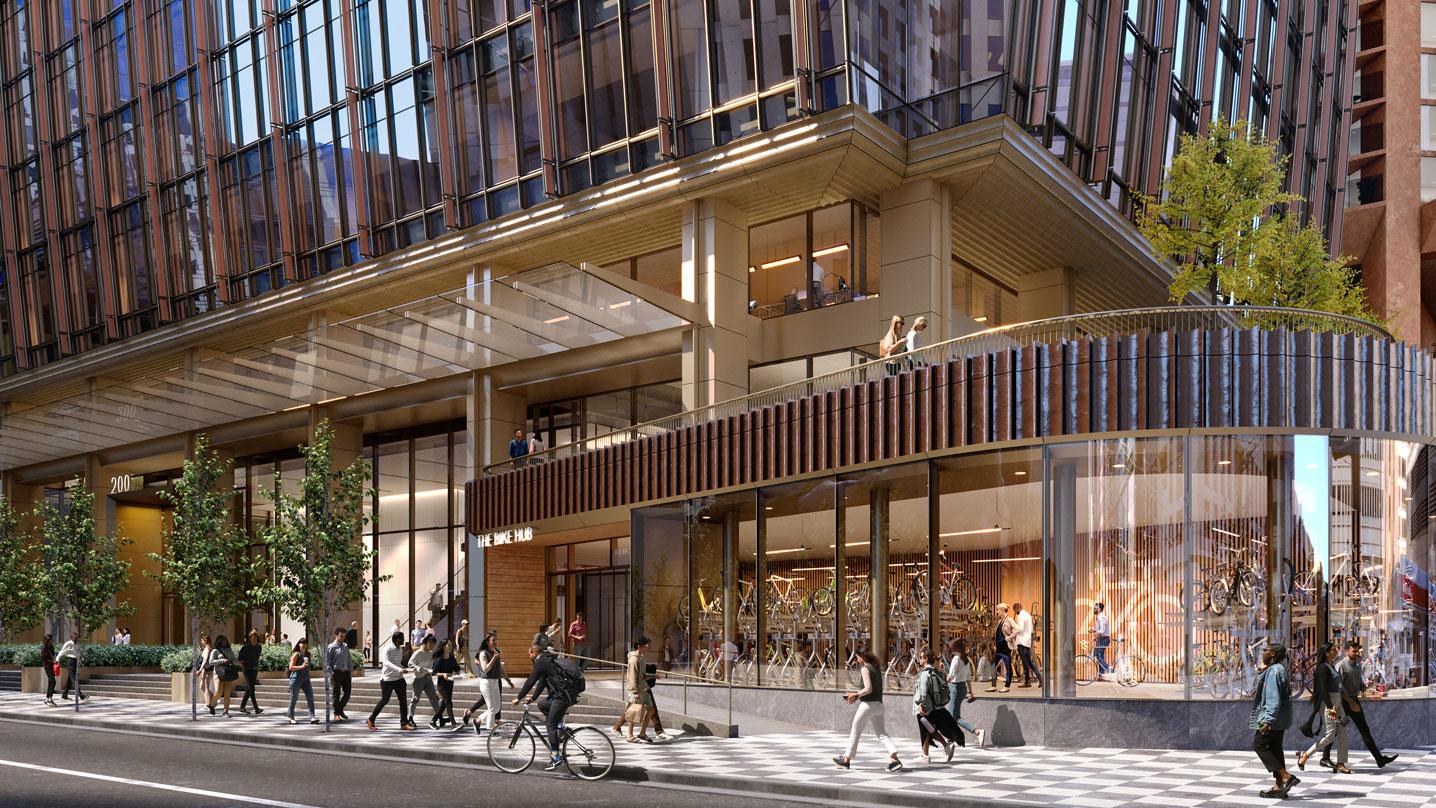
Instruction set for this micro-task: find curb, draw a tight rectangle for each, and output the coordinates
[0,707,1047,808]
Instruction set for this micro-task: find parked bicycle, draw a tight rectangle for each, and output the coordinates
[488,702,616,780]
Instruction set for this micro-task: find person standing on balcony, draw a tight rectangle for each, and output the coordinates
[904,316,928,362]
[509,428,529,468]
[326,627,353,722]
[528,431,546,463]
[879,315,908,375]
[1011,602,1042,689]
[568,612,588,669]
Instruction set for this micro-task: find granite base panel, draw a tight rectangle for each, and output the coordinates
[656,682,1436,750]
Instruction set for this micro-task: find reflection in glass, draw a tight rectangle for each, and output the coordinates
[759,479,838,688]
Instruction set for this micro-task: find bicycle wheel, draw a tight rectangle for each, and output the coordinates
[1208,578,1230,615]
[563,726,616,780]
[950,578,976,612]
[487,721,536,773]
[810,587,834,617]
[1075,654,1098,686]
[1236,570,1259,608]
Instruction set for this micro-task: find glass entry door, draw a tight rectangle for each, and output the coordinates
[577,569,629,668]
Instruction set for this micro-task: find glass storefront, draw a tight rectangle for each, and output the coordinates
[633,432,1436,701]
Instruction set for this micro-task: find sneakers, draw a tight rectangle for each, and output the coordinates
[239,707,250,715]
[832,756,850,769]
[288,717,297,725]
[885,759,904,772]
[998,686,1010,693]
[452,722,471,733]
[543,756,565,772]
[43,699,55,707]
[253,707,264,715]
[309,718,320,725]
[944,742,956,762]
[975,728,987,748]
[655,732,673,742]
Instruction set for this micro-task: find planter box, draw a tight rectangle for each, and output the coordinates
[171,669,363,702]
[19,665,160,693]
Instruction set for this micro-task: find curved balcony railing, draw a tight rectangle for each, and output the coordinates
[484,306,1391,477]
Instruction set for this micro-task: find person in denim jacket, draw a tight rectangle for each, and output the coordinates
[1249,643,1297,799]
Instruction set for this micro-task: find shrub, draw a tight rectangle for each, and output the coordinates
[160,649,194,673]
[0,643,186,668]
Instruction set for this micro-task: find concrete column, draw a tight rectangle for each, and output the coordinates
[721,510,739,681]
[869,487,889,662]
[464,371,525,638]
[681,198,750,410]
[879,179,952,342]
[1018,267,1076,322]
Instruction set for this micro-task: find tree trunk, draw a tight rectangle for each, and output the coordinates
[191,614,199,722]
[72,619,80,714]
[321,598,331,733]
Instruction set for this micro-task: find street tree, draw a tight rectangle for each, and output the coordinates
[40,483,134,712]
[1136,117,1379,323]
[0,496,46,642]
[147,434,258,720]
[252,419,379,731]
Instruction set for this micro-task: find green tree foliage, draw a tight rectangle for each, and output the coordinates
[251,419,380,729]
[1136,118,1379,323]
[147,434,258,719]
[0,497,46,642]
[40,483,134,711]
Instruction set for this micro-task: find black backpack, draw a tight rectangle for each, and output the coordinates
[550,656,586,699]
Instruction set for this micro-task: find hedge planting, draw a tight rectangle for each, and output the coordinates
[161,644,364,673]
[0,643,186,668]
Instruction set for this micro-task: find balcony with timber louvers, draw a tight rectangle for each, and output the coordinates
[466,306,1426,534]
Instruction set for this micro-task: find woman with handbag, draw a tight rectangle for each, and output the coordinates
[208,635,238,717]
[613,637,652,742]
[40,635,57,707]
[193,635,214,708]
[455,631,511,734]
[1297,642,1351,773]
[286,638,319,725]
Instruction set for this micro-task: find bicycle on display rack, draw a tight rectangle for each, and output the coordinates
[1334,556,1381,601]
[677,578,724,629]
[1202,553,1263,616]
[487,702,617,780]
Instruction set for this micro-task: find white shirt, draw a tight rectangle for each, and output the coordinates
[947,655,972,684]
[121,633,131,646]
[1014,611,1034,647]
[905,327,924,352]
[1094,612,1110,638]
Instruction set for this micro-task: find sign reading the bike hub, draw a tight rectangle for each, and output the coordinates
[476,526,535,548]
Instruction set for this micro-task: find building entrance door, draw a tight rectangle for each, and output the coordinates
[576,569,629,667]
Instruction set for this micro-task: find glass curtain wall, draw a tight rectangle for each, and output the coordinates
[631,433,1436,700]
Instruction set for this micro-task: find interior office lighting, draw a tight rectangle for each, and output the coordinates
[760,256,802,270]
[812,244,849,258]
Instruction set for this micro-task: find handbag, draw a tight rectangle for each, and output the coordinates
[623,702,646,723]
[51,662,60,677]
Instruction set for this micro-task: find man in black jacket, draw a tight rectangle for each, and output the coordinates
[512,644,575,770]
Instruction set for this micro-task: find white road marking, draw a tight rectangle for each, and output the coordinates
[0,758,326,808]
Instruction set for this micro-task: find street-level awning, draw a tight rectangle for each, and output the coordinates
[0,263,691,471]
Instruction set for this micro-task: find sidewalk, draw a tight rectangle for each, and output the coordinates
[1,692,1433,807]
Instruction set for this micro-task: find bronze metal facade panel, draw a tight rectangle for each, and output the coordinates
[467,330,1436,532]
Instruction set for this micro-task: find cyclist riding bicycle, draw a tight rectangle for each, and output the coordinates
[512,643,585,770]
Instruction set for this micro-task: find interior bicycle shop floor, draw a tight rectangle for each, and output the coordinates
[0,691,1432,808]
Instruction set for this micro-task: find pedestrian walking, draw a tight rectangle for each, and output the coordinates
[238,630,264,715]
[945,639,987,748]
[1298,643,1350,773]
[912,647,962,762]
[1011,602,1042,688]
[1250,643,1298,799]
[833,650,903,772]
[532,622,552,652]
[408,634,442,725]
[1336,640,1399,768]
[286,638,319,725]
[986,604,1014,692]
[1090,602,1111,675]
[637,659,672,742]
[457,631,511,734]
[568,611,589,669]
[40,635,57,707]
[614,637,651,742]
[57,632,86,701]
[368,630,414,731]
[326,627,353,722]
[455,619,472,677]
[432,640,460,728]
[193,634,214,708]
[363,630,374,666]
[209,635,238,717]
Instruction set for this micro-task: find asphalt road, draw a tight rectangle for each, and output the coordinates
[0,719,817,808]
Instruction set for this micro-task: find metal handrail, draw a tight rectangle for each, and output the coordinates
[556,649,733,729]
[373,562,470,662]
[484,305,1391,477]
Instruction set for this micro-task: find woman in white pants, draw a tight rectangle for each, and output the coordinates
[833,650,903,772]
[1298,643,1352,773]
[457,632,509,734]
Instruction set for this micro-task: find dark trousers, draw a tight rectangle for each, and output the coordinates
[1346,706,1384,760]
[536,695,571,756]
[369,678,410,725]
[995,651,1012,686]
[331,670,352,716]
[918,707,965,748]
[436,678,455,725]
[1017,645,1042,686]
[44,665,56,699]
[239,669,260,711]
[1094,637,1110,673]
[61,660,82,699]
[1253,729,1287,775]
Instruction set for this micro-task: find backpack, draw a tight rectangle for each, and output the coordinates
[550,655,586,699]
[924,667,946,711]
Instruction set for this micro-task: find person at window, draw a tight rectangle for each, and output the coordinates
[1011,602,1042,689]
[509,428,529,468]
[833,649,902,772]
[528,431,546,463]
[1298,642,1349,773]
[512,643,582,772]
[1251,643,1298,798]
[568,612,588,669]
[1090,602,1111,676]
[326,627,353,722]
[1336,641,1398,768]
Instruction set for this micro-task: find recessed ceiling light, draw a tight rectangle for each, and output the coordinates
[1112,463,1126,470]
[1217,460,1232,466]
[1014,470,1027,476]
